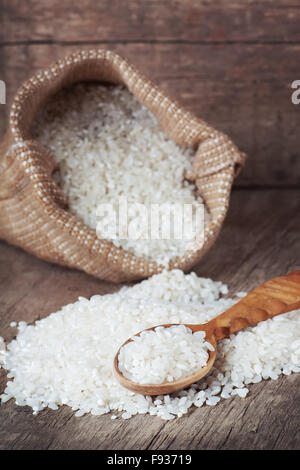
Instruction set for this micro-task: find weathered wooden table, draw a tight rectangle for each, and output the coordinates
[1,189,299,450]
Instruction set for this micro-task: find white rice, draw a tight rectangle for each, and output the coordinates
[118,325,213,384]
[1,269,300,421]
[33,84,207,266]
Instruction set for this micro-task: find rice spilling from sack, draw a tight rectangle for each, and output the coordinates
[32,84,207,266]
[1,270,300,420]
[118,325,213,384]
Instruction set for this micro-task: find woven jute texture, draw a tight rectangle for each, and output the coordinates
[0,49,246,282]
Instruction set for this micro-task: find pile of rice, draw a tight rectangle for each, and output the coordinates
[33,84,207,266]
[1,270,300,420]
[118,325,213,384]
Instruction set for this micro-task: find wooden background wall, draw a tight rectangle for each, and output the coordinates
[0,0,299,188]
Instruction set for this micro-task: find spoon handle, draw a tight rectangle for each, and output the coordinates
[209,271,300,341]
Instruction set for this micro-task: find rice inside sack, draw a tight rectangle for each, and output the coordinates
[32,84,208,267]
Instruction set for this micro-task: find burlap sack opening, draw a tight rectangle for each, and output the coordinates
[0,49,246,282]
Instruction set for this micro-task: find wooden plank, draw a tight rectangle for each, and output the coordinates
[1,0,300,44]
[0,189,300,450]
[1,43,299,187]
[2,42,299,84]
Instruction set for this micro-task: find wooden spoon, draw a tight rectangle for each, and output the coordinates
[114,271,300,396]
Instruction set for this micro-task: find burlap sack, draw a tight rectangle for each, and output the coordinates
[0,49,246,282]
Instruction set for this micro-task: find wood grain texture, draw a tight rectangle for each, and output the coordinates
[1,0,300,44]
[0,42,299,187]
[1,189,300,450]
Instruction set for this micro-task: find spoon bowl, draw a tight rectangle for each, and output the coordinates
[114,271,300,396]
[114,324,217,396]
